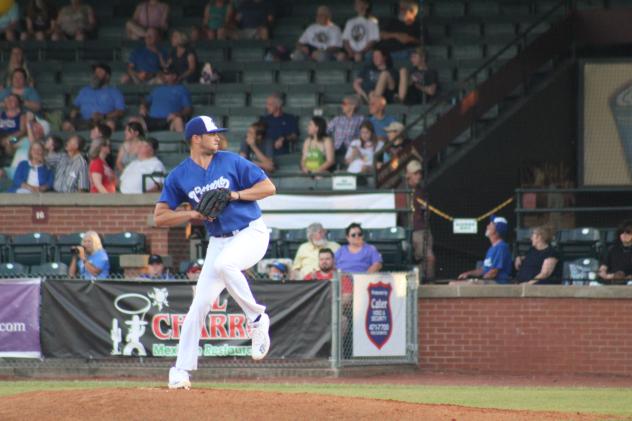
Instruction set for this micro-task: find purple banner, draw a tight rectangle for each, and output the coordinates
[0,279,42,358]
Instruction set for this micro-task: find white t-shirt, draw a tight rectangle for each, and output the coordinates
[345,139,384,173]
[342,16,380,53]
[299,23,343,50]
[120,156,166,194]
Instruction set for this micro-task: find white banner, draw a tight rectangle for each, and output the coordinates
[259,193,396,229]
[352,273,407,357]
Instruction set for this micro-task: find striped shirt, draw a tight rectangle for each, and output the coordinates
[53,153,90,192]
[327,114,364,151]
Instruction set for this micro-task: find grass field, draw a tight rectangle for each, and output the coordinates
[1,380,631,416]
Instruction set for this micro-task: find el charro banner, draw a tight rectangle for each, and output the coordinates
[0,278,42,358]
[40,280,331,359]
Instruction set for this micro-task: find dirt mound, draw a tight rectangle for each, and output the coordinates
[0,388,604,421]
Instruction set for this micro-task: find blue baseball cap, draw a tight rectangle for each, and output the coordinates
[184,116,227,140]
[490,215,508,238]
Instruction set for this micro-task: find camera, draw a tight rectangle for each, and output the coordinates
[70,246,80,256]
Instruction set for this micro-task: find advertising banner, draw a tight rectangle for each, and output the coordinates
[0,278,42,358]
[41,280,331,359]
[352,273,407,357]
[582,62,632,186]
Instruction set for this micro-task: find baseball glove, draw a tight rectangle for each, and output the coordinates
[195,188,231,219]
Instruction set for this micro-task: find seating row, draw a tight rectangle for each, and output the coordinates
[514,227,619,260]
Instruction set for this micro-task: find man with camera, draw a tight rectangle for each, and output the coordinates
[68,231,110,280]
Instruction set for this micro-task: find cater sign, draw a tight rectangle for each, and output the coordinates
[0,279,41,358]
[353,274,407,357]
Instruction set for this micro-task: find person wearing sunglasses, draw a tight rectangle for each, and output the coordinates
[334,222,382,273]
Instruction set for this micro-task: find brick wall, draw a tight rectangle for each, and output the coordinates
[0,205,188,268]
[419,297,632,376]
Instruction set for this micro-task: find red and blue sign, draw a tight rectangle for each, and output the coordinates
[365,282,392,349]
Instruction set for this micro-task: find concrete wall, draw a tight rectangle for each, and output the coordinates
[418,285,632,376]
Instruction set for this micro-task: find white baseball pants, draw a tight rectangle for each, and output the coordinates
[175,217,269,371]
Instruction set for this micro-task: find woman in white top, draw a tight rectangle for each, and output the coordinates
[345,120,383,174]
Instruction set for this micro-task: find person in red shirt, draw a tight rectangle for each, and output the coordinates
[89,139,116,193]
[304,248,335,281]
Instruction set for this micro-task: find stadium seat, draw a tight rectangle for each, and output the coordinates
[0,234,10,262]
[469,1,501,17]
[327,229,347,244]
[265,228,282,259]
[452,45,485,60]
[282,229,308,259]
[432,1,465,17]
[213,90,247,108]
[178,258,205,275]
[0,262,28,278]
[562,258,599,285]
[231,46,266,62]
[285,87,319,109]
[313,68,348,84]
[30,262,68,278]
[102,232,146,275]
[367,227,410,270]
[556,228,601,260]
[603,228,618,249]
[242,69,276,84]
[10,232,55,266]
[278,69,311,85]
[55,232,85,265]
[451,23,481,39]
[250,85,284,108]
[514,228,533,256]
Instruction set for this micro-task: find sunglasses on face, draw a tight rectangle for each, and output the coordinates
[349,232,363,238]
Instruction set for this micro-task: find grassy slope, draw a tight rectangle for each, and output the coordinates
[0,381,631,416]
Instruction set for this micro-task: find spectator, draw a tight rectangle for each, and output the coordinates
[121,28,168,85]
[116,121,144,173]
[261,93,299,155]
[64,63,125,131]
[5,111,49,180]
[139,254,175,280]
[345,120,383,174]
[87,122,112,161]
[335,222,383,273]
[203,0,231,40]
[8,141,53,193]
[598,220,632,284]
[52,0,96,41]
[166,30,199,84]
[140,66,192,133]
[353,49,397,103]
[267,261,288,281]
[398,47,438,105]
[0,94,27,163]
[327,95,364,167]
[68,230,110,280]
[53,134,89,192]
[381,121,409,164]
[2,47,34,88]
[233,0,273,40]
[404,159,435,280]
[186,260,203,281]
[515,225,560,284]
[0,0,18,41]
[342,0,380,63]
[240,120,275,173]
[44,135,65,172]
[291,222,341,279]
[304,248,336,281]
[456,216,513,284]
[367,94,397,141]
[376,0,421,61]
[89,139,116,193]
[292,6,343,62]
[125,0,170,41]
[301,116,335,174]
[22,0,57,41]
[119,137,165,193]
[0,68,41,112]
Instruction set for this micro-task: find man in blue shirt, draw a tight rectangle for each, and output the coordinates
[261,93,299,155]
[68,231,110,280]
[121,28,168,85]
[64,63,125,131]
[140,66,192,132]
[457,215,513,284]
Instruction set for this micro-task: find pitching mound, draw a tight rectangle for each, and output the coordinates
[0,388,603,420]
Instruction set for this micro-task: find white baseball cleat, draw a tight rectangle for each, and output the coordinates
[250,313,270,360]
[168,366,191,390]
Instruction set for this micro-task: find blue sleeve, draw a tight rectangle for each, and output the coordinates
[369,245,383,264]
[89,250,109,273]
[112,88,125,111]
[73,88,86,107]
[25,88,41,102]
[235,154,267,189]
[158,170,187,209]
[129,48,138,66]
[181,87,192,108]
[8,161,28,192]
[490,244,511,270]
[41,166,54,189]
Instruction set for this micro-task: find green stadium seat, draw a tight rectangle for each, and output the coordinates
[452,45,485,60]
[214,90,247,108]
[278,69,311,85]
[487,44,519,60]
[55,232,85,265]
[500,2,532,16]
[576,0,605,9]
[426,23,447,41]
[469,1,500,16]
[10,232,55,266]
[197,47,226,63]
[250,85,284,108]
[602,228,618,248]
[451,23,481,39]
[484,22,517,37]
[102,232,146,275]
[242,69,276,84]
[556,228,601,261]
[152,131,186,153]
[562,258,599,285]
[30,262,69,278]
[425,45,449,61]
[0,234,9,262]
[231,46,266,62]
[264,228,282,259]
[366,227,410,270]
[327,229,347,244]
[187,84,212,106]
[285,87,319,109]
[313,68,348,84]
[514,228,533,256]
[282,228,308,258]
[0,262,28,278]
[432,1,465,17]
[160,152,187,171]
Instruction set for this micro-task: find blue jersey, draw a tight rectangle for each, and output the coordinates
[158,151,267,237]
[482,240,513,284]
